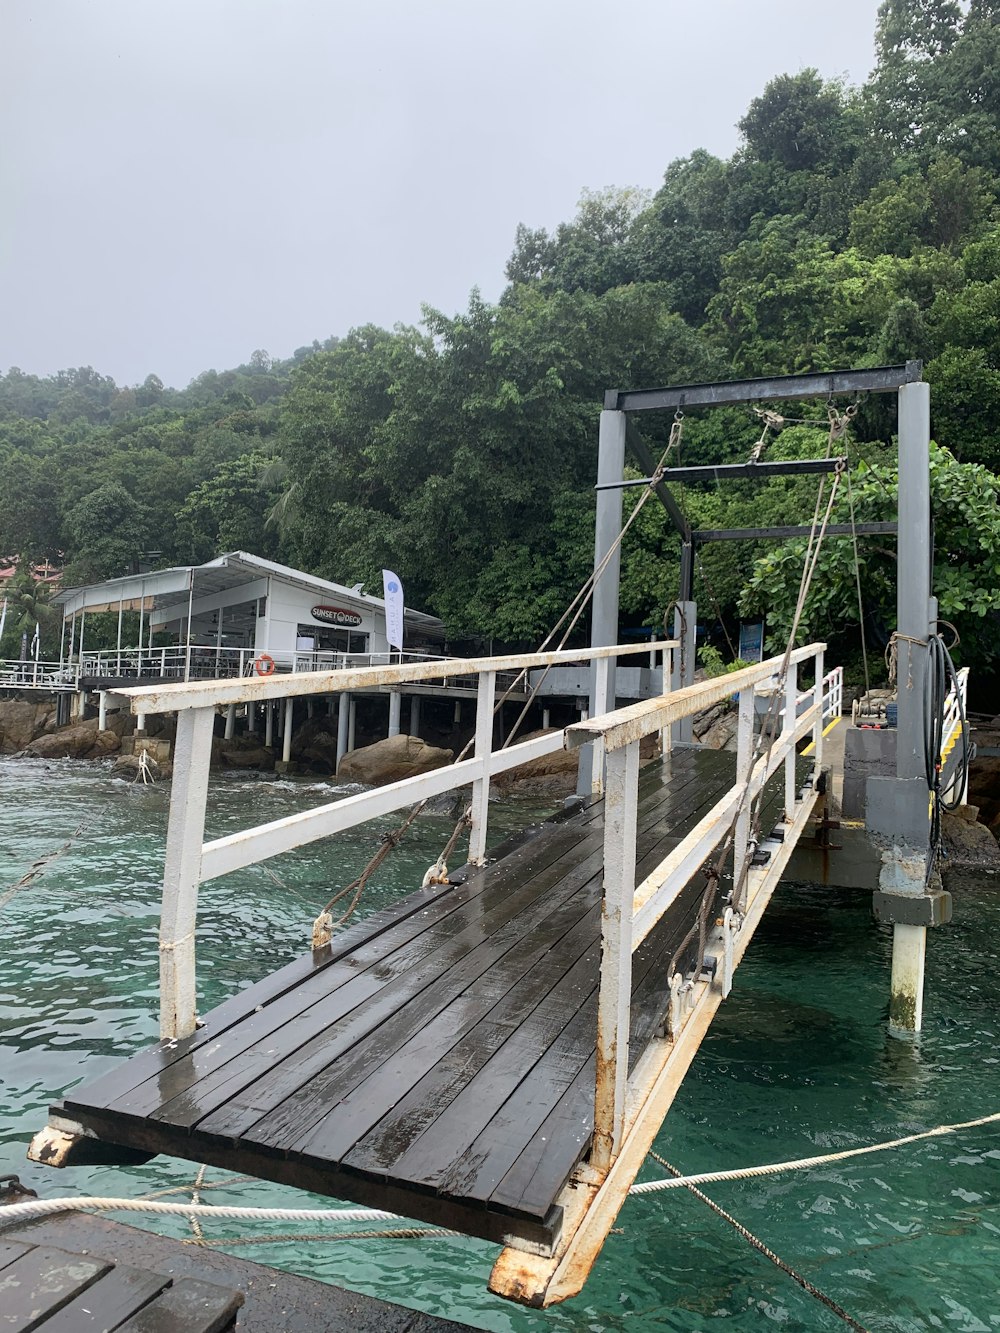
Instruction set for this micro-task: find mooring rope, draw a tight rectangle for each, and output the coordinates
[648,1151,871,1333]
[4,1110,997,1235]
[629,1109,1000,1194]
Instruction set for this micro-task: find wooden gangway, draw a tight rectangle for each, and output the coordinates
[29,642,840,1306]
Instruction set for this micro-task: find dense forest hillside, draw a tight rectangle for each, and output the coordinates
[3,1,1000,674]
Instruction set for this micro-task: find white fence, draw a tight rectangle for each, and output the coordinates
[563,642,832,1171]
[114,640,677,1041]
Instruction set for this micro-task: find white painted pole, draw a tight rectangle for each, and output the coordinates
[337,692,350,769]
[184,577,194,683]
[282,697,294,764]
[784,661,798,820]
[116,597,123,676]
[159,706,215,1039]
[468,670,497,865]
[733,685,756,907]
[98,690,107,731]
[388,689,401,738]
[137,712,146,734]
[593,738,639,1172]
[542,707,550,730]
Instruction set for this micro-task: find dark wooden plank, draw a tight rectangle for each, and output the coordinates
[116,1276,243,1333]
[490,1059,594,1216]
[142,827,607,1131]
[0,1240,31,1272]
[202,843,610,1145]
[34,1264,170,1332]
[296,925,604,1170]
[371,873,677,1212]
[302,774,726,1175]
[67,823,587,1122]
[0,1245,109,1331]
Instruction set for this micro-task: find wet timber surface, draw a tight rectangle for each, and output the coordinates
[48,746,781,1249]
[0,1212,475,1332]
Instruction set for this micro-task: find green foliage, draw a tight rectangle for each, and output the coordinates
[740,446,1000,669]
[698,645,752,679]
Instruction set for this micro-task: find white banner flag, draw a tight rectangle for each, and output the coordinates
[382,570,404,652]
[0,599,6,644]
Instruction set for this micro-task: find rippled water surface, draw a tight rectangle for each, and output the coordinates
[1,756,998,1332]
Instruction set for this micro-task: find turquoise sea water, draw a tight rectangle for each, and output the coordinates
[0,755,998,1332]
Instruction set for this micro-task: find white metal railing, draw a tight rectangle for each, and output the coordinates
[0,658,76,690]
[113,640,678,1041]
[564,642,832,1172]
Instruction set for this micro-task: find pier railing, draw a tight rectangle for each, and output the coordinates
[114,640,677,1040]
[565,642,832,1172]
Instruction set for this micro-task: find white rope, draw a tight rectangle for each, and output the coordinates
[629,1110,1000,1195]
[0,1197,402,1228]
[4,1111,997,1233]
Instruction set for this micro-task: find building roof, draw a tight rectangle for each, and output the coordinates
[53,552,445,639]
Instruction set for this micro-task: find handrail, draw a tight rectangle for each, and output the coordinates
[116,640,678,715]
[568,642,832,1171]
[154,640,677,1040]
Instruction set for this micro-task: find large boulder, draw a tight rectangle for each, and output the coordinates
[110,752,170,782]
[492,729,578,795]
[0,699,56,753]
[291,717,340,769]
[338,734,453,786]
[24,724,120,760]
[216,736,275,770]
[941,806,1000,868]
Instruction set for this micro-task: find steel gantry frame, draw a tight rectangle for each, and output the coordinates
[586,361,940,1036]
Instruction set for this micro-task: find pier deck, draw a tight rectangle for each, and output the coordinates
[42,747,785,1252]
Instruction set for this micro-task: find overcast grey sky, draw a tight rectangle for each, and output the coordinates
[1,0,882,389]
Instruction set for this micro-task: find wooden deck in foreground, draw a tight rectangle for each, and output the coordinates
[39,747,786,1254]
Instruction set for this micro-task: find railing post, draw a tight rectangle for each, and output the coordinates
[592,738,639,1173]
[160,706,215,1040]
[733,685,756,905]
[783,660,798,821]
[468,669,496,865]
[813,648,825,769]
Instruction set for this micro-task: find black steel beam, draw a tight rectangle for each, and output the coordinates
[597,457,847,490]
[693,521,898,543]
[623,420,690,539]
[604,361,922,413]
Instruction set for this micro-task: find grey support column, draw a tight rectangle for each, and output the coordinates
[409,695,421,737]
[868,380,937,1035]
[578,409,626,794]
[669,600,697,745]
[388,690,401,738]
[337,692,350,770]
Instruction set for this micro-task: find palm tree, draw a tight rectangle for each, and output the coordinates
[2,567,56,658]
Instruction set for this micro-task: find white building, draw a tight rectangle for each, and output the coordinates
[52,552,445,683]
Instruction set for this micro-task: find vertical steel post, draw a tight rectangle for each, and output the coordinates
[592,738,639,1172]
[669,600,697,745]
[469,669,497,865]
[282,698,294,764]
[388,690,401,737]
[348,697,357,753]
[784,660,798,820]
[224,703,236,740]
[409,695,421,737]
[813,648,826,768]
[159,706,215,1039]
[888,380,933,1034]
[733,685,756,903]
[337,692,350,769]
[579,410,626,795]
[264,702,274,748]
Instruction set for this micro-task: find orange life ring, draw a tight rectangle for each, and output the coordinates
[255,653,276,677]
